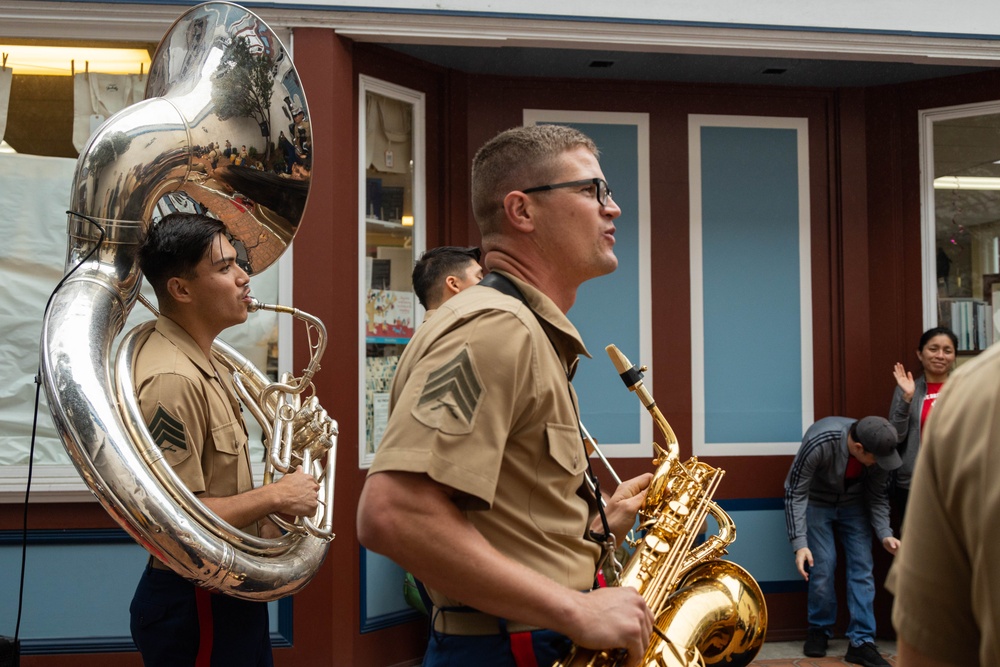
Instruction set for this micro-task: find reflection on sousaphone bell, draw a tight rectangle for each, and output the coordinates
[39,2,335,602]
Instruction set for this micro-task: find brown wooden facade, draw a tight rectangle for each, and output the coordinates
[5,25,1000,667]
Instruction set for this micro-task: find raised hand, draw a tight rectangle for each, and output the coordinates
[892,362,915,402]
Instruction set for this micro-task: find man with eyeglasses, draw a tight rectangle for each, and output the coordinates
[358,124,654,667]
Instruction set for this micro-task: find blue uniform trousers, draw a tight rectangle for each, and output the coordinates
[130,561,273,667]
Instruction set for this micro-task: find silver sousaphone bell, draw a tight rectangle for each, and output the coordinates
[40,2,336,601]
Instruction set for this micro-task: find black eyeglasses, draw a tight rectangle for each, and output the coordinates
[522,178,613,207]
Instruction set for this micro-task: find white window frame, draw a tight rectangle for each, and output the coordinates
[357,75,426,468]
[919,99,1000,331]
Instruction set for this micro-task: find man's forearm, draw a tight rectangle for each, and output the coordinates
[201,486,279,530]
[358,471,590,636]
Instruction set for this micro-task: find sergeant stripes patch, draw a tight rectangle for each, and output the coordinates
[148,405,187,452]
[418,348,482,426]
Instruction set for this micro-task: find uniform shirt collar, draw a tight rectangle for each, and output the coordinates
[154,315,217,378]
[495,271,591,360]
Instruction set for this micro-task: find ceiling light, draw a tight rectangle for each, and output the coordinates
[0,45,151,76]
[934,176,1000,191]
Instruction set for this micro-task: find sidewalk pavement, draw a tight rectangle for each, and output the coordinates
[750,638,897,666]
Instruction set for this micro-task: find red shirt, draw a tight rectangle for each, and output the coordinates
[921,382,944,434]
[845,455,864,482]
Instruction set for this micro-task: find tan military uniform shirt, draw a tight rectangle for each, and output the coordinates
[370,272,601,607]
[886,342,1000,666]
[134,315,256,532]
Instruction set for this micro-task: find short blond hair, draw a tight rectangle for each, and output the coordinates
[471,125,598,238]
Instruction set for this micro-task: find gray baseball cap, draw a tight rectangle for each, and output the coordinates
[855,416,902,471]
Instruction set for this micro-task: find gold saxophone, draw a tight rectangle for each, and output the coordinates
[554,345,767,667]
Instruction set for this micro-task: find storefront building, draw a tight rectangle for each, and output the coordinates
[2,2,1000,664]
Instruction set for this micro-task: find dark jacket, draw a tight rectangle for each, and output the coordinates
[888,375,927,490]
[784,416,892,552]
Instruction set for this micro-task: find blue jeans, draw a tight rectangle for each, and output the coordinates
[806,502,876,646]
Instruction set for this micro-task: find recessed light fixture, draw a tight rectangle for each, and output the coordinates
[0,44,151,76]
[934,176,1000,190]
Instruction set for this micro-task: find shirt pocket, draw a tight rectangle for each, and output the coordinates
[209,421,251,495]
[528,423,589,536]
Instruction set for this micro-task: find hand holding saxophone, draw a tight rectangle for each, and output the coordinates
[561,586,654,667]
[592,472,653,543]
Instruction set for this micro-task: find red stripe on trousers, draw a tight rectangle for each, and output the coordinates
[510,632,539,667]
[194,588,214,667]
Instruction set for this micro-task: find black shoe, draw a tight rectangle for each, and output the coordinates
[803,628,828,657]
[845,642,890,667]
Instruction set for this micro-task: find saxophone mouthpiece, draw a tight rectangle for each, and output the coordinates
[605,344,644,391]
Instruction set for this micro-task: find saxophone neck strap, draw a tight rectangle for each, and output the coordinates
[480,270,615,563]
[479,271,524,301]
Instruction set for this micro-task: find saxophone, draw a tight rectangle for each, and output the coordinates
[554,345,767,667]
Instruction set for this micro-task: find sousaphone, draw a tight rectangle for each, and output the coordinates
[39,2,335,600]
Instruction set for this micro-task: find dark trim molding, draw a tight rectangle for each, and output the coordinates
[1,527,294,653]
[0,528,135,545]
[359,546,421,634]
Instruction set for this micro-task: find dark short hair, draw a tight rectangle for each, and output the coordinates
[918,326,958,352]
[411,246,481,309]
[138,212,226,301]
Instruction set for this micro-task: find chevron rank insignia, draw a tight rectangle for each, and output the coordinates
[414,348,483,434]
[147,404,187,452]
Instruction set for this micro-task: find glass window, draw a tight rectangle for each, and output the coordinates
[922,102,1000,353]
[358,76,425,468]
[0,44,288,500]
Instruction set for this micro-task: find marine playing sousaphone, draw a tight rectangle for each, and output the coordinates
[39,2,335,601]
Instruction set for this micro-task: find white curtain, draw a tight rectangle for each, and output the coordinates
[0,68,11,144]
[0,153,280,466]
[0,153,77,464]
[365,94,412,174]
[72,73,147,152]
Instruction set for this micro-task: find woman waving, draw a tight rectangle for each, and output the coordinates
[889,326,957,525]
